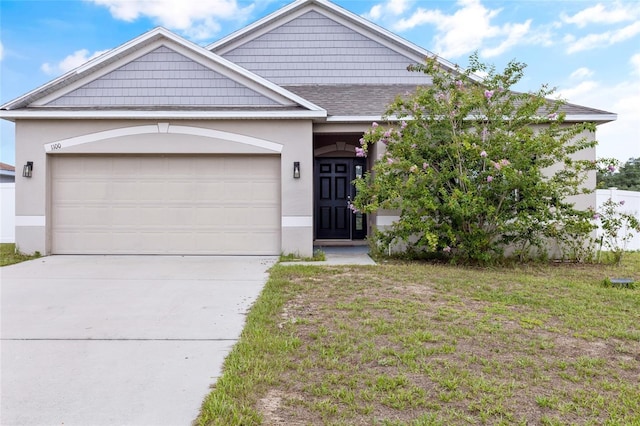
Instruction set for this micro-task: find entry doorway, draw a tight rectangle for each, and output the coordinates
[314,157,366,240]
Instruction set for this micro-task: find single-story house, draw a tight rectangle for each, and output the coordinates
[0,0,616,256]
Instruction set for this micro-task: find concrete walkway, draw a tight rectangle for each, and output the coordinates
[0,255,276,426]
[282,245,377,266]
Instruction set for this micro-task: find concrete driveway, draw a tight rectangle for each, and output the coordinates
[0,255,277,426]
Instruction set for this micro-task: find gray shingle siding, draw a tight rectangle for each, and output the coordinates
[47,46,280,107]
[220,11,433,85]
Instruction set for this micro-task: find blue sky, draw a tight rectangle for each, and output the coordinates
[1,0,639,165]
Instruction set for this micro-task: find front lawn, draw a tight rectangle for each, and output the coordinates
[0,243,40,267]
[197,254,640,425]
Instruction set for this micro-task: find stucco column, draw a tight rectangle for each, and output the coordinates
[279,121,314,257]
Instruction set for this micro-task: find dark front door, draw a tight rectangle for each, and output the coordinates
[315,158,366,240]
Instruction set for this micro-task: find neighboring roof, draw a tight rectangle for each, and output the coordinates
[0,162,15,172]
[0,162,16,178]
[0,27,326,120]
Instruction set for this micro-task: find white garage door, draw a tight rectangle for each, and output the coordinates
[51,155,281,255]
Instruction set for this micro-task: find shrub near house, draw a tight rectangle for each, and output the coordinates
[354,54,598,264]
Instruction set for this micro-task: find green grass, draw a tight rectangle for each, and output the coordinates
[196,254,640,425]
[279,249,326,262]
[0,243,40,266]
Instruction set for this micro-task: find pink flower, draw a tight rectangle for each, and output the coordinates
[355,147,366,157]
[487,175,494,183]
[443,246,451,253]
[608,165,616,172]
[493,159,510,171]
[455,80,463,89]
[423,162,429,169]
[401,121,408,129]
[383,130,392,138]
[548,113,558,120]
[387,157,394,165]
[620,200,626,205]
[480,150,487,158]
[593,213,600,220]
[359,138,365,146]
[411,143,417,149]
[372,122,379,128]
[484,89,494,99]
[348,203,358,213]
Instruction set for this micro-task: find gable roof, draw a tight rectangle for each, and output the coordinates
[0,0,616,124]
[208,0,615,124]
[0,27,326,120]
[209,0,458,74]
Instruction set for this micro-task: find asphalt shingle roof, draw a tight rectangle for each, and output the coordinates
[284,84,418,117]
[284,84,616,122]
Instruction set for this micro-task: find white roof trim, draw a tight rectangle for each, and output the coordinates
[207,0,307,51]
[1,27,325,113]
[0,109,326,120]
[1,28,169,110]
[326,115,394,123]
[326,113,617,124]
[565,114,617,123]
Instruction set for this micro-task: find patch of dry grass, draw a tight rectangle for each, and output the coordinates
[197,254,640,425]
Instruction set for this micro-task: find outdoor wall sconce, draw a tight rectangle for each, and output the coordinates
[293,161,300,179]
[22,161,33,178]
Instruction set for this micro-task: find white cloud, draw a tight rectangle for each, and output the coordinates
[388,0,534,59]
[480,20,531,58]
[557,73,640,163]
[556,80,600,102]
[41,49,110,75]
[561,2,640,28]
[364,0,412,20]
[631,53,640,76]
[570,67,594,80]
[88,0,254,40]
[565,21,640,53]
[0,41,4,62]
[365,4,383,21]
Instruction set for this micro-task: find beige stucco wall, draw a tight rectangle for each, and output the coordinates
[14,119,315,256]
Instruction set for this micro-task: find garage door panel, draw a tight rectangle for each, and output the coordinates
[52,155,281,255]
[252,183,279,201]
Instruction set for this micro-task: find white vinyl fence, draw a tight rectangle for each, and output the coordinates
[596,188,640,251]
[1,183,15,243]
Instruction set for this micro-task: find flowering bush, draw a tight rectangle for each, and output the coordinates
[595,198,640,265]
[353,54,598,264]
